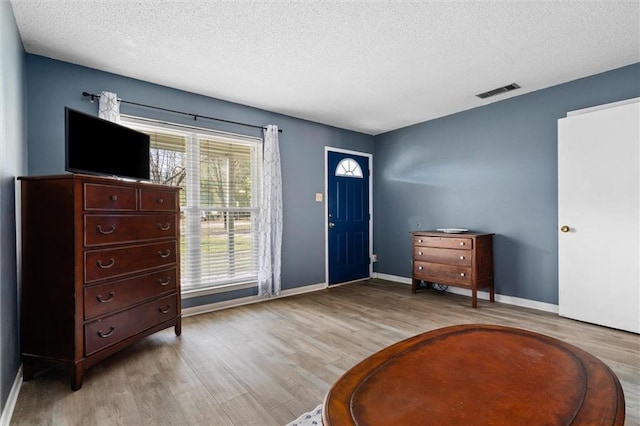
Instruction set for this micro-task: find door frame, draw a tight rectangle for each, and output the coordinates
[324,147,373,287]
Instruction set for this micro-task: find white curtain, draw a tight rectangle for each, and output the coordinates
[258,125,283,297]
[98,91,121,123]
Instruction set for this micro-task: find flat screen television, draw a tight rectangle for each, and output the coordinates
[65,107,150,181]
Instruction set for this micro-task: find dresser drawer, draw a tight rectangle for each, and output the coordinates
[414,261,472,285]
[414,247,471,266]
[84,267,178,320]
[413,236,472,250]
[140,188,177,212]
[85,293,178,355]
[85,240,177,283]
[84,214,177,246]
[84,183,137,211]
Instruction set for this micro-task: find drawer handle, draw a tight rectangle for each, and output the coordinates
[157,222,171,231]
[159,305,171,314]
[157,198,164,204]
[418,266,423,270]
[158,277,171,286]
[97,258,115,269]
[96,292,115,303]
[97,326,115,338]
[460,256,465,260]
[460,273,466,277]
[96,224,116,235]
[418,251,423,255]
[109,195,118,201]
[158,249,171,258]
[418,239,423,243]
[459,242,465,246]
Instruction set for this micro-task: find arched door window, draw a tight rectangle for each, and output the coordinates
[335,158,363,178]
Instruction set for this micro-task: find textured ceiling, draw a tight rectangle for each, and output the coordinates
[9,1,640,135]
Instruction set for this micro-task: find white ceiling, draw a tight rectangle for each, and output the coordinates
[9,1,640,135]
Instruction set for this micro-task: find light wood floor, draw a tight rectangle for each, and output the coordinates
[10,279,640,425]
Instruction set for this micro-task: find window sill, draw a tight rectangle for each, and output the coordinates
[181,281,257,299]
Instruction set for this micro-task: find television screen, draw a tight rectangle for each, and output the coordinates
[65,107,150,180]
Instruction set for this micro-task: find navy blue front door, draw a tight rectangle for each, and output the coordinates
[327,151,370,285]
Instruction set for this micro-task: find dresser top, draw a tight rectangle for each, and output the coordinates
[18,173,180,190]
[411,231,494,238]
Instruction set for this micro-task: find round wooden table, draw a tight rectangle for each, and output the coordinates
[323,324,624,425]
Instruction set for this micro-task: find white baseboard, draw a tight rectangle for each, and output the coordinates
[182,282,328,317]
[374,273,412,285]
[183,274,560,317]
[1,365,22,426]
[372,273,559,314]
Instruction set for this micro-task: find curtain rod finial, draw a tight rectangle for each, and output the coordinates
[82,91,96,103]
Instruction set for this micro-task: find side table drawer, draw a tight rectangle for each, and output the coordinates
[84,267,178,320]
[414,247,471,266]
[413,236,472,250]
[85,293,178,355]
[414,261,472,285]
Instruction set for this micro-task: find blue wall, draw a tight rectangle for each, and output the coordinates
[373,63,640,304]
[24,54,640,309]
[0,1,28,416]
[25,55,374,308]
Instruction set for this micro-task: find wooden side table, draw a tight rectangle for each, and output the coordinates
[411,231,494,307]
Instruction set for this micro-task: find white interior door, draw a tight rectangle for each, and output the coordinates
[558,99,640,334]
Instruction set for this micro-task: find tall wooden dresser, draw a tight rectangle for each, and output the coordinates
[19,174,181,390]
[411,231,494,308]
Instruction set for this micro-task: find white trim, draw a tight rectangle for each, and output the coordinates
[0,365,22,426]
[181,281,257,299]
[374,273,412,285]
[324,147,374,285]
[182,282,328,317]
[566,97,640,117]
[120,114,263,144]
[372,273,559,314]
[327,277,370,288]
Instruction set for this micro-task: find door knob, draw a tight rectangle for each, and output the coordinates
[329,222,335,228]
[560,225,570,233]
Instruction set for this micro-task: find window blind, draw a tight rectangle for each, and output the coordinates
[121,116,261,293]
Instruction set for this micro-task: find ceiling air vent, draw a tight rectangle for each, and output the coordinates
[476,83,521,99]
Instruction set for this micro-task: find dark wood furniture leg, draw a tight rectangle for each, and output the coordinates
[22,359,34,381]
[71,362,84,391]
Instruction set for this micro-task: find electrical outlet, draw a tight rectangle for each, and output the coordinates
[371,254,378,262]
[315,193,323,202]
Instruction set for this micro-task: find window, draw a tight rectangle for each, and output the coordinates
[335,158,363,178]
[121,116,262,296]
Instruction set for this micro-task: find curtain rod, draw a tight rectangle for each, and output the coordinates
[82,91,282,133]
